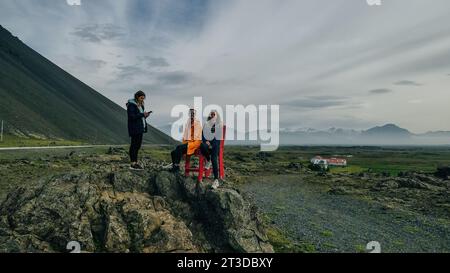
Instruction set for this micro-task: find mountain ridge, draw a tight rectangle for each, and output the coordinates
[0,25,174,145]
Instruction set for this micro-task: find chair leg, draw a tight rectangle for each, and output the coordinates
[185,156,190,177]
[219,149,224,179]
[198,156,204,182]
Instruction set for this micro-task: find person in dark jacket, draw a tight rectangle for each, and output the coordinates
[127,90,151,170]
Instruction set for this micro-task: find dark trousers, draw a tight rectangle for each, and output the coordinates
[171,143,215,176]
[171,144,188,165]
[200,142,220,179]
[129,133,143,162]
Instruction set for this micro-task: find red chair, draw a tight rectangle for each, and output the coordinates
[185,126,226,182]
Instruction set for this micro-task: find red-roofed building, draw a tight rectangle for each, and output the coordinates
[311,156,347,167]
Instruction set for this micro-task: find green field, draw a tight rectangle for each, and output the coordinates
[223,146,450,176]
[0,145,449,253]
[0,134,87,148]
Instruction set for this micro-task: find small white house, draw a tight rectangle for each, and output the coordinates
[310,156,329,169]
[311,156,347,167]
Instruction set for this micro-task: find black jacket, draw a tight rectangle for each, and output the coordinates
[127,101,148,136]
[202,124,221,149]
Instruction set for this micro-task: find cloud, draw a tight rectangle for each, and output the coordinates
[369,88,393,95]
[284,96,349,109]
[77,58,107,69]
[136,71,199,95]
[138,56,170,68]
[156,71,195,86]
[2,0,450,132]
[116,64,148,79]
[394,80,423,86]
[58,56,107,70]
[72,24,125,43]
[53,55,107,77]
[408,99,423,104]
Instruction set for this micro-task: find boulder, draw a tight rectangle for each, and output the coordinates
[396,178,433,190]
[0,168,273,253]
[436,166,450,180]
[376,180,399,189]
[412,173,446,187]
[152,172,274,253]
[106,147,126,155]
[287,162,302,170]
[0,171,197,253]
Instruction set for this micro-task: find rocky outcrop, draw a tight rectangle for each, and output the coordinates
[436,166,450,180]
[376,172,449,191]
[151,172,273,253]
[0,166,273,253]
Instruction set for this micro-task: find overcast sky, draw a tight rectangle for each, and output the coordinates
[1,0,450,133]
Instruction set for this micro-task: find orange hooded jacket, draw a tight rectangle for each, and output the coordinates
[182,119,202,156]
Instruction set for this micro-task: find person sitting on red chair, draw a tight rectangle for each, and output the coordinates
[200,110,223,189]
[170,109,203,173]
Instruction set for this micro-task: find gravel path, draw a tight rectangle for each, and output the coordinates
[239,175,450,253]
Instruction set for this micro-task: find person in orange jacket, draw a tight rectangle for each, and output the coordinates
[170,109,203,173]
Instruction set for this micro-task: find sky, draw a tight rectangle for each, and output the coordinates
[1,0,450,133]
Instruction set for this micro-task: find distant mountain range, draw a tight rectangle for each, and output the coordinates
[362,124,412,137]
[0,25,175,145]
[279,124,450,145]
[158,123,450,146]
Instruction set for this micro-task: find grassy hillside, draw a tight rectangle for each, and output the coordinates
[0,25,174,146]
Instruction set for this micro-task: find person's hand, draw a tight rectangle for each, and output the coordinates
[144,112,150,118]
[206,141,211,148]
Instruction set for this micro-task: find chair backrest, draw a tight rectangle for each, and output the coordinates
[221,125,226,149]
[219,125,226,179]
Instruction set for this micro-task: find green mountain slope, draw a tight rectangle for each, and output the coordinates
[0,25,174,145]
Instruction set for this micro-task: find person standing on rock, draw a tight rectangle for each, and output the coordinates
[127,90,151,170]
[201,110,223,189]
[169,109,203,173]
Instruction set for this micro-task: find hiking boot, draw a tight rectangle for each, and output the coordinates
[130,163,144,171]
[171,164,180,173]
[211,179,220,190]
[205,161,212,170]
